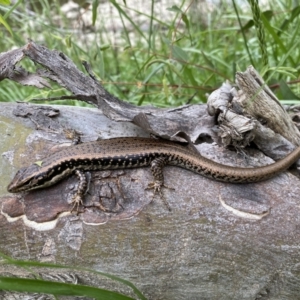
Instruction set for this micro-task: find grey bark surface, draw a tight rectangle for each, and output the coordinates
[1,103,300,300]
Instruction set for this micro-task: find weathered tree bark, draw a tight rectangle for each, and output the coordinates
[0,43,300,299]
[1,102,300,299]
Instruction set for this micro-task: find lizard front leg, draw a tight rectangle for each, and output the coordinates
[146,156,174,211]
[70,169,88,213]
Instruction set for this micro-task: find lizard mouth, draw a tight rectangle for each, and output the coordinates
[7,179,29,193]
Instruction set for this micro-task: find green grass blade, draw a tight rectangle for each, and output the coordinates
[0,277,134,300]
[92,0,100,26]
[109,0,147,42]
[231,0,254,66]
[0,13,12,35]
[148,0,154,54]
[0,252,146,300]
[278,5,300,34]
[248,0,268,67]
[260,13,295,65]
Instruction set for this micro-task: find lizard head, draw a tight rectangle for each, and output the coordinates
[7,164,46,193]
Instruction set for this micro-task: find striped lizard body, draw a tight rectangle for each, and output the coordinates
[7,137,300,211]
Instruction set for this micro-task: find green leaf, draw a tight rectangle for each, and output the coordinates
[240,19,254,31]
[267,66,298,78]
[143,61,165,83]
[0,14,12,35]
[171,45,188,62]
[166,5,182,13]
[291,5,300,20]
[240,10,273,31]
[161,36,171,45]
[97,48,105,78]
[167,63,188,84]
[99,44,110,51]
[262,10,273,21]
[182,66,198,88]
[181,12,190,31]
[279,80,300,100]
[123,45,131,50]
[162,75,169,99]
[0,0,10,5]
[34,160,43,167]
[92,0,99,26]
[64,35,72,48]
[137,93,146,106]
[279,5,300,33]
[260,13,295,65]
[201,50,215,69]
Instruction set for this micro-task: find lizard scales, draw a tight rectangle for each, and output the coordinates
[7,137,300,210]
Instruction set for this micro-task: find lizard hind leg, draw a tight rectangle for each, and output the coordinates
[146,156,174,211]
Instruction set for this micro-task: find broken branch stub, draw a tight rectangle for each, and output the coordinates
[235,66,300,146]
[207,66,300,160]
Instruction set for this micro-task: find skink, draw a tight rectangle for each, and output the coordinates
[7,137,300,211]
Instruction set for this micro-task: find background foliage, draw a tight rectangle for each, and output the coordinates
[0,0,300,107]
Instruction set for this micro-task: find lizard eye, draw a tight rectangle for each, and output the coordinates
[31,175,44,186]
